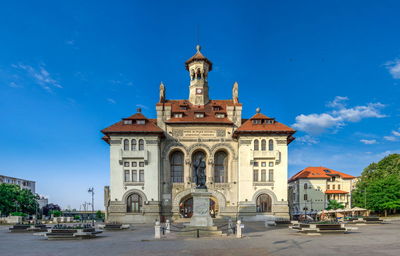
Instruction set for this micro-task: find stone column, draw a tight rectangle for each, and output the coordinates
[154,221,161,239]
[184,158,191,189]
[236,220,242,238]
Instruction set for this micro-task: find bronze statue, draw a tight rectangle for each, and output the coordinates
[193,155,207,189]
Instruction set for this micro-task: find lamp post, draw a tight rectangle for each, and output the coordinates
[88,187,94,226]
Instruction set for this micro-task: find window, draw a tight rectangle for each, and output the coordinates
[132,170,137,182]
[124,162,130,167]
[131,139,137,151]
[304,183,308,189]
[304,194,308,200]
[254,139,259,151]
[338,184,341,189]
[132,162,137,167]
[213,106,221,111]
[123,120,132,125]
[253,170,259,182]
[332,185,335,190]
[139,162,145,167]
[269,162,274,167]
[138,139,144,151]
[253,161,259,167]
[268,139,274,151]
[180,106,188,110]
[269,169,274,182]
[214,151,227,183]
[261,162,266,167]
[256,194,272,212]
[127,193,142,213]
[139,170,144,182]
[252,119,261,124]
[124,170,130,182]
[195,112,204,118]
[327,184,330,189]
[123,139,129,151]
[261,170,266,182]
[261,139,266,151]
[174,113,183,118]
[331,177,336,182]
[170,151,184,183]
[136,120,145,125]
[215,113,225,118]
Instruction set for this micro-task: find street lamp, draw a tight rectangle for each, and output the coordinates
[88,187,94,226]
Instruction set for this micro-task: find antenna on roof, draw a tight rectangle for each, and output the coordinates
[196,24,200,47]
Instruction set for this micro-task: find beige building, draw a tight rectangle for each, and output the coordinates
[288,167,356,217]
[102,45,296,223]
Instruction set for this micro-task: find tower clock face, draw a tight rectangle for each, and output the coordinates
[196,88,203,94]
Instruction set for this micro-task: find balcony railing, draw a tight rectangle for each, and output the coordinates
[250,150,281,164]
[119,149,149,162]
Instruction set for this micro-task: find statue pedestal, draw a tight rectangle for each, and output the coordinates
[189,188,213,227]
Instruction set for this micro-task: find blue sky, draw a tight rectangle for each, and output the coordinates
[1,0,399,209]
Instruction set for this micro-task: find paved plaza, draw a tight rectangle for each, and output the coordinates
[1,220,400,256]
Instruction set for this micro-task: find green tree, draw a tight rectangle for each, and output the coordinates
[326,200,345,210]
[353,154,400,216]
[95,210,104,220]
[0,184,39,216]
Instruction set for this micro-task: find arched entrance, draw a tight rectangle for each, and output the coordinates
[256,194,272,213]
[179,195,218,218]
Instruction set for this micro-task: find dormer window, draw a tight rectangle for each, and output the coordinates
[213,106,221,111]
[123,120,133,125]
[215,113,225,118]
[252,119,262,124]
[195,112,205,118]
[136,120,145,125]
[173,113,183,118]
[180,105,188,110]
[264,119,275,124]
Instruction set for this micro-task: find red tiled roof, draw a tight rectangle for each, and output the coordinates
[157,100,240,124]
[101,112,164,134]
[235,112,295,134]
[289,167,356,182]
[185,50,213,70]
[325,190,349,194]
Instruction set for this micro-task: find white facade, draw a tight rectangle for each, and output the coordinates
[102,46,295,223]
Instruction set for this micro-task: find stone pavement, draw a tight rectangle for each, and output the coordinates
[1,221,400,256]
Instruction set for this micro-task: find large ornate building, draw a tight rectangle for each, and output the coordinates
[102,46,296,223]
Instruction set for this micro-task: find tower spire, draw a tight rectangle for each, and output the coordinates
[185,45,212,105]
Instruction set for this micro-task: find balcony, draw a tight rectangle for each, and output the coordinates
[119,149,149,162]
[251,150,281,163]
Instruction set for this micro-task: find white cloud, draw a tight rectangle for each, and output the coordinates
[12,63,61,92]
[296,135,319,145]
[8,82,22,88]
[385,59,400,79]
[107,98,116,104]
[293,96,386,135]
[392,130,400,137]
[384,136,398,142]
[360,139,377,145]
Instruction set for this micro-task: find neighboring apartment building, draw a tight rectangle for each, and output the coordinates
[0,175,36,193]
[288,167,356,217]
[101,45,296,223]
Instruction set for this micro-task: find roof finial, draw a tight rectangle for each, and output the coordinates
[137,108,142,113]
[196,44,201,52]
[256,107,261,113]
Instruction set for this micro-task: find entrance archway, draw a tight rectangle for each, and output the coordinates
[179,195,218,218]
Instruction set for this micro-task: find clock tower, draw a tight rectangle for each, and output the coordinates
[185,45,212,105]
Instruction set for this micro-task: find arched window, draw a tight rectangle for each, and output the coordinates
[123,139,129,151]
[214,151,227,183]
[256,194,272,212]
[131,139,137,151]
[138,139,144,151]
[254,139,259,151]
[261,139,266,151]
[268,139,274,151]
[304,183,308,189]
[126,193,142,213]
[170,151,184,183]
